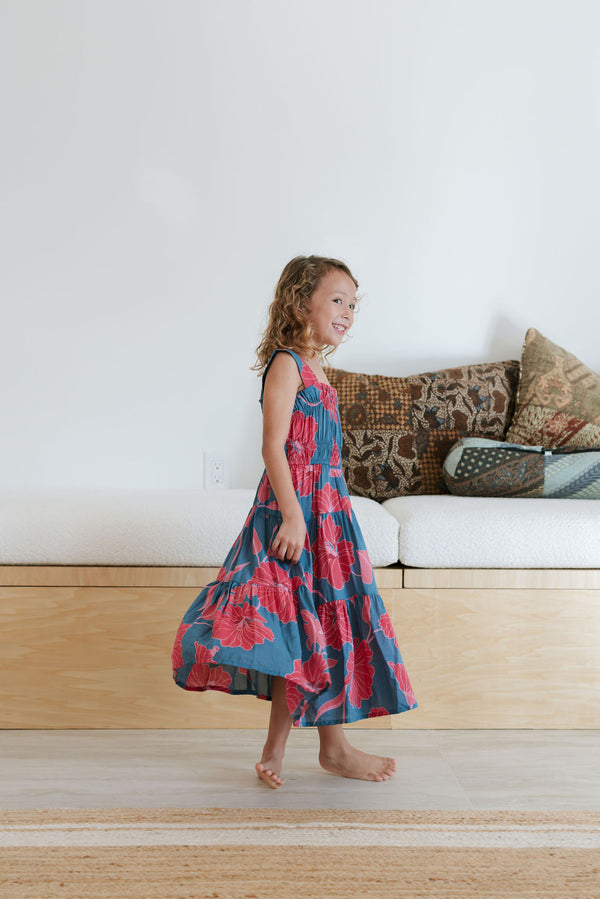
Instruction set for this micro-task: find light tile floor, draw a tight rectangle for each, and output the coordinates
[1,729,598,811]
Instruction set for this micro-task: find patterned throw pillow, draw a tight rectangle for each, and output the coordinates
[444,436,600,499]
[324,361,519,500]
[505,328,600,448]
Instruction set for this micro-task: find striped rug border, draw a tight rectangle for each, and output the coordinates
[1,808,598,850]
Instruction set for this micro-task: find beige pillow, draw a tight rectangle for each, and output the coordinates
[506,328,600,448]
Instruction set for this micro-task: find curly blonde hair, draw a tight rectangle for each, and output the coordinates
[251,255,361,375]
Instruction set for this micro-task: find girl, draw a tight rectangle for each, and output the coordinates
[171,255,417,789]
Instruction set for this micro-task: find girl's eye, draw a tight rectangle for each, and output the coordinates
[333,298,356,309]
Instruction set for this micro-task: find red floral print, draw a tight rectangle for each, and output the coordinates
[217,561,253,585]
[362,594,372,627]
[312,686,347,723]
[259,586,297,623]
[288,651,331,694]
[346,639,374,708]
[318,601,352,650]
[171,622,191,668]
[388,661,416,706]
[252,557,293,587]
[256,474,270,503]
[357,549,374,585]
[194,643,218,664]
[312,481,352,520]
[293,570,313,594]
[256,474,279,508]
[320,387,338,421]
[285,413,318,463]
[379,611,396,642]
[302,651,332,692]
[187,662,232,691]
[313,516,355,590]
[291,467,317,498]
[213,601,274,650]
[251,527,263,557]
[285,678,307,720]
[300,609,325,652]
[194,583,222,619]
[368,707,389,718]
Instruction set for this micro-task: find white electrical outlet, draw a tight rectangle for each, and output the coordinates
[204,452,230,488]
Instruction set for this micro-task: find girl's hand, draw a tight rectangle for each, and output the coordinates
[270,512,307,564]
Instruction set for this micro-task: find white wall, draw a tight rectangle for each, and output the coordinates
[1,0,599,489]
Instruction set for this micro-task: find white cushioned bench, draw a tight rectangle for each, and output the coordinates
[2,489,599,569]
[383,495,600,569]
[0,488,399,568]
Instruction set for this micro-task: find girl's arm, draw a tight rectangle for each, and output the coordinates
[261,352,307,563]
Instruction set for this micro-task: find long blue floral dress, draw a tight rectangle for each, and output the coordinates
[171,349,417,726]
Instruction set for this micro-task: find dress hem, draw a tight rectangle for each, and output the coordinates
[173,675,418,727]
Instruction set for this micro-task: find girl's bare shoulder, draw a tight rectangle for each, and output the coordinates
[264,350,304,395]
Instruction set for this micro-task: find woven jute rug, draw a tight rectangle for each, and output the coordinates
[1,808,599,898]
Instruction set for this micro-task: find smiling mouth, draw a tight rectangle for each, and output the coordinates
[332,324,346,333]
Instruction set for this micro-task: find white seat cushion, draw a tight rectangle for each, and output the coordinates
[0,488,399,568]
[382,494,600,568]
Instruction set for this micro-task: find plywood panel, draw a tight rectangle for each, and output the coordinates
[0,586,273,728]
[404,568,600,590]
[383,587,433,731]
[0,586,392,729]
[372,566,404,589]
[390,588,600,728]
[0,566,405,589]
[0,566,222,588]
[3,579,599,729]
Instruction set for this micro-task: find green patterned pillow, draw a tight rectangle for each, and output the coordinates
[444,437,600,498]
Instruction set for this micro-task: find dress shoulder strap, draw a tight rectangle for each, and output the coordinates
[259,348,317,406]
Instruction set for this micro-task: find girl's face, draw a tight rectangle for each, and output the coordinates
[308,270,357,350]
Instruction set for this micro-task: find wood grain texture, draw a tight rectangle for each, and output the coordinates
[404,568,600,589]
[390,588,600,728]
[2,567,599,729]
[0,565,405,588]
[0,584,391,729]
[0,566,223,588]
[0,586,242,728]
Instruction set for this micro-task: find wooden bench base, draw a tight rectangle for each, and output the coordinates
[1,566,599,729]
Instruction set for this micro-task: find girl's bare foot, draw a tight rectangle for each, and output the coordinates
[255,755,284,789]
[254,677,292,790]
[317,725,397,782]
[255,676,292,789]
[318,744,397,782]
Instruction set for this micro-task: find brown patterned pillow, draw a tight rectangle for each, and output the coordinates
[324,360,519,499]
[505,328,600,448]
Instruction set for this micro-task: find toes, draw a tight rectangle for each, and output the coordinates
[255,762,284,788]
